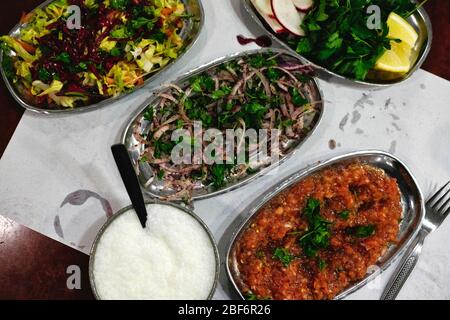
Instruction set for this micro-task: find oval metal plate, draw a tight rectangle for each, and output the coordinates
[0,0,204,114]
[122,48,325,201]
[226,150,425,300]
[243,0,433,87]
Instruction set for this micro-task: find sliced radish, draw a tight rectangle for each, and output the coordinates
[292,0,313,11]
[251,0,273,16]
[271,19,288,33]
[265,16,287,34]
[271,0,305,36]
[251,0,287,34]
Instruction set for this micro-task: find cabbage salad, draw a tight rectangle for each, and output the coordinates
[0,0,189,109]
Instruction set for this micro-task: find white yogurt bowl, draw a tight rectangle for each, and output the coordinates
[89,200,219,300]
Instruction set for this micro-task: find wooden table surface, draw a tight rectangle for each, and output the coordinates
[0,0,449,300]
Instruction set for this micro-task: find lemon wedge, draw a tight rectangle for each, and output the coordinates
[374,12,418,75]
[386,12,419,50]
[374,43,412,74]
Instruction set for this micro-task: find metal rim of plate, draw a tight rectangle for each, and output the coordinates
[243,0,433,87]
[88,199,221,300]
[0,0,205,115]
[225,150,426,300]
[121,47,325,202]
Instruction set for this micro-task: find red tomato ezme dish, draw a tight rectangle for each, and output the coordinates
[231,162,402,300]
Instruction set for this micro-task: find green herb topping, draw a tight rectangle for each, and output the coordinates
[351,224,376,238]
[273,247,295,267]
[299,199,332,258]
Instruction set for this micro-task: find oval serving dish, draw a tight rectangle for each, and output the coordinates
[243,0,432,87]
[226,150,425,300]
[0,0,204,114]
[122,48,325,201]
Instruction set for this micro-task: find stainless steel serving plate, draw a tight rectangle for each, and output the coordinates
[226,150,425,300]
[0,0,204,114]
[243,0,432,87]
[122,48,324,201]
[89,199,220,300]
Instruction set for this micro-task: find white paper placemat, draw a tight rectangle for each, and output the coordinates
[1,0,449,300]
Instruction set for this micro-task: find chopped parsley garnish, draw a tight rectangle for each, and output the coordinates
[150,30,166,43]
[212,86,232,100]
[1,47,15,81]
[339,210,350,220]
[244,291,258,300]
[76,62,88,71]
[246,167,260,175]
[352,225,376,238]
[139,155,148,164]
[266,67,281,82]
[190,75,215,93]
[249,54,276,68]
[273,247,295,267]
[153,139,174,159]
[157,169,165,180]
[110,0,130,11]
[38,68,52,82]
[318,258,327,271]
[143,106,155,122]
[239,101,267,129]
[55,52,71,64]
[255,249,265,259]
[184,96,213,126]
[210,164,231,189]
[279,119,294,128]
[299,199,332,258]
[290,88,308,106]
[110,47,122,57]
[131,16,156,30]
[245,291,273,300]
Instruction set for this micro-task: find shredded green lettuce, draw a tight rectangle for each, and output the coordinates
[32,79,63,96]
[99,37,118,52]
[14,60,32,82]
[0,36,37,62]
[19,0,67,44]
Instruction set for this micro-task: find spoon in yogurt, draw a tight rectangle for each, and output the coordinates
[111,144,148,228]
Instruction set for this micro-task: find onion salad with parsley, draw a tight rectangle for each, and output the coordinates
[133,52,321,201]
[0,0,191,109]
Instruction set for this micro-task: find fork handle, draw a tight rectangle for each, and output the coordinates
[381,229,427,300]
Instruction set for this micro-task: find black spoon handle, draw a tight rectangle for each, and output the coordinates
[111,144,147,228]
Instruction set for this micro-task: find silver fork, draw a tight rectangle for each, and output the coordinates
[381,181,450,300]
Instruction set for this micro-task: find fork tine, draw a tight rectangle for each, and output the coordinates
[436,195,450,215]
[427,181,450,206]
[443,207,450,219]
[431,187,450,211]
[432,187,450,205]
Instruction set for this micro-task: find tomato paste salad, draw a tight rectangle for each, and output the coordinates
[0,0,190,109]
[231,162,402,300]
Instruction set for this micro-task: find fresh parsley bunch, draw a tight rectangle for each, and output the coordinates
[295,0,416,80]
